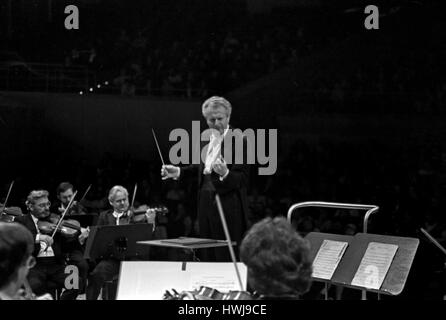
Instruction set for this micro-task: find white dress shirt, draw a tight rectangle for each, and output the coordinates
[204,126,229,177]
[112,211,125,225]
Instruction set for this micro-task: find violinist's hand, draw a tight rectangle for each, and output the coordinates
[70,200,78,209]
[161,165,180,180]
[212,156,228,178]
[58,206,64,214]
[78,227,90,245]
[37,234,54,247]
[145,209,156,224]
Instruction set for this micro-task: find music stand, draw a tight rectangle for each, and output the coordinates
[331,233,419,297]
[137,237,236,261]
[84,224,154,261]
[305,232,355,300]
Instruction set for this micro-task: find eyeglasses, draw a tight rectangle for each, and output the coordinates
[36,201,51,209]
[25,256,36,269]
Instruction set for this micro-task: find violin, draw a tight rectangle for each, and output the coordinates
[129,204,169,223]
[0,181,23,222]
[37,213,83,239]
[163,286,256,300]
[0,206,24,222]
[127,183,168,223]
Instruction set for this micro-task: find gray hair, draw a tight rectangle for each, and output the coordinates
[25,190,49,207]
[202,96,232,117]
[108,185,128,202]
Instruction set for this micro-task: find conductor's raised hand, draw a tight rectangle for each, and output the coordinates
[161,165,180,180]
[212,156,228,177]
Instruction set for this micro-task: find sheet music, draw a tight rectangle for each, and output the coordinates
[189,274,238,292]
[351,242,398,290]
[312,240,348,280]
[117,261,247,299]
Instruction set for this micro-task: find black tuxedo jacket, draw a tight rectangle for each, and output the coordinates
[180,127,251,228]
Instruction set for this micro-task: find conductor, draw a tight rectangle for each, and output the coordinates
[161,96,250,261]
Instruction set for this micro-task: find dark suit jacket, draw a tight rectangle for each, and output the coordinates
[180,127,251,230]
[96,209,141,226]
[15,214,63,260]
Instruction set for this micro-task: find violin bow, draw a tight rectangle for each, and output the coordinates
[152,128,165,166]
[420,228,446,256]
[49,190,78,239]
[214,193,244,292]
[131,183,138,210]
[79,184,92,203]
[1,180,14,213]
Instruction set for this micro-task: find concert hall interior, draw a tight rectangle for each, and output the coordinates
[1,0,446,301]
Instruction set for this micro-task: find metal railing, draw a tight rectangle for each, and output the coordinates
[287,201,379,233]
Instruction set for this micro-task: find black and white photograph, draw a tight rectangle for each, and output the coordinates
[0,0,445,309]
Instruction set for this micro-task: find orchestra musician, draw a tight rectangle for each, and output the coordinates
[0,222,36,300]
[86,185,156,300]
[239,216,313,299]
[161,96,250,262]
[51,182,87,215]
[51,182,90,294]
[14,190,80,300]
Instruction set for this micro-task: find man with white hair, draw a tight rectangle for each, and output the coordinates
[86,185,155,300]
[162,96,250,261]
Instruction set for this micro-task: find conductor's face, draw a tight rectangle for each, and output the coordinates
[110,191,129,213]
[204,106,230,135]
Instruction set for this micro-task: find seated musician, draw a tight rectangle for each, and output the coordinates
[239,216,313,299]
[51,182,87,215]
[0,222,35,300]
[15,190,80,300]
[51,182,90,294]
[86,185,155,300]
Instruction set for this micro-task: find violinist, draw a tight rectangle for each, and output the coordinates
[0,222,36,300]
[51,182,90,295]
[51,182,87,215]
[0,181,24,223]
[239,217,313,299]
[86,185,156,300]
[14,190,79,300]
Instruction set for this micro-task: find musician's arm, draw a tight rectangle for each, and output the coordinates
[177,164,199,180]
